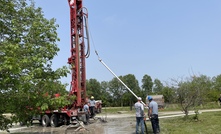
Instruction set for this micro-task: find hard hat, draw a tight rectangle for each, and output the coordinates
[137,97,142,101]
[148,96,152,100]
[91,96,94,99]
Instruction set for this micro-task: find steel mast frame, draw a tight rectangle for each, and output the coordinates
[68,0,87,108]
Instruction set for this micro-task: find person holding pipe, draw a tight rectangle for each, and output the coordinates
[135,97,145,134]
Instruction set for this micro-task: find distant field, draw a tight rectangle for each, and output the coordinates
[101,102,221,113]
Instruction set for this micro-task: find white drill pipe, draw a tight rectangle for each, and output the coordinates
[98,58,147,107]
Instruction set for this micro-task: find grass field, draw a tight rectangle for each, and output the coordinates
[148,111,221,134]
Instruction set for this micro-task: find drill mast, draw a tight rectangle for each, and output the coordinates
[68,0,87,107]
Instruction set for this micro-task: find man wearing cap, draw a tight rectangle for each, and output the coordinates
[148,96,160,134]
[89,96,96,118]
[134,97,145,134]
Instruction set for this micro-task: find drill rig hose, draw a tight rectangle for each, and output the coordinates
[84,15,90,58]
[79,7,90,58]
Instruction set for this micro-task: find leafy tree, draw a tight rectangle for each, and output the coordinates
[86,78,101,100]
[161,86,176,103]
[121,74,140,110]
[109,76,126,106]
[207,89,220,102]
[174,75,212,116]
[0,0,70,130]
[153,78,163,94]
[212,75,221,97]
[213,74,221,91]
[208,74,221,102]
[141,74,153,95]
[194,75,213,103]
[100,81,112,106]
[175,78,197,116]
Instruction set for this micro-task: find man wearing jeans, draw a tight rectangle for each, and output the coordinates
[148,96,160,134]
[89,96,96,118]
[134,97,145,134]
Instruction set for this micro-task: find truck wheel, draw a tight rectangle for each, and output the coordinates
[41,115,50,127]
[50,114,59,127]
[63,115,70,125]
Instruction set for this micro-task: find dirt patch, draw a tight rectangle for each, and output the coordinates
[101,117,136,134]
[66,117,137,134]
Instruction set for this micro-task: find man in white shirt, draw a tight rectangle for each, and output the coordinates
[134,97,145,134]
[89,96,96,118]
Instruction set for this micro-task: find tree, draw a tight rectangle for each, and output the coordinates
[121,74,140,110]
[213,74,221,92]
[174,75,212,116]
[161,86,176,103]
[0,0,70,130]
[211,74,221,101]
[141,74,153,95]
[86,79,101,100]
[100,81,112,107]
[109,76,126,107]
[153,79,163,94]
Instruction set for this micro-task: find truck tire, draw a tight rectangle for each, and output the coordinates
[41,114,50,127]
[63,115,70,125]
[50,114,59,127]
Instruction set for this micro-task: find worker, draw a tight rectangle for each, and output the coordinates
[148,96,160,134]
[89,96,96,118]
[134,97,145,134]
[218,94,221,106]
[83,102,90,124]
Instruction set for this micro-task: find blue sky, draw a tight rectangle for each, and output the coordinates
[35,0,221,86]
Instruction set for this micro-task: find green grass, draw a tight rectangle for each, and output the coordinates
[145,111,221,134]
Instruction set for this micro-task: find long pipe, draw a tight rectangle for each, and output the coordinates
[97,56,147,107]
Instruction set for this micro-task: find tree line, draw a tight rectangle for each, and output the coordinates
[86,74,221,109]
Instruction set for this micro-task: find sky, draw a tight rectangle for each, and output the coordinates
[34,0,221,86]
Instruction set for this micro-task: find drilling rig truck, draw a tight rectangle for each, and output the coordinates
[31,0,90,127]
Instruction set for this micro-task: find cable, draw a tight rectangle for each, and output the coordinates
[86,15,98,58]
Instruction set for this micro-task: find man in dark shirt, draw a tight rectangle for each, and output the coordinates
[148,96,160,134]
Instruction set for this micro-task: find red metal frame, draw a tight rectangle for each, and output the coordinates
[68,0,86,108]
